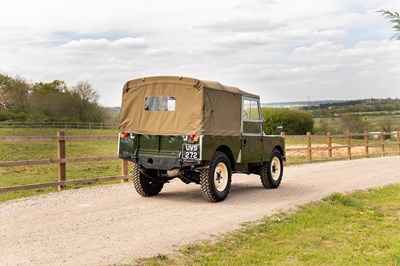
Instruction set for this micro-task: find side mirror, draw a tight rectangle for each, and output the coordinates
[277,125,284,132]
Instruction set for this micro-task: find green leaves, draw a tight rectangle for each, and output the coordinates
[262,107,314,135]
[377,9,400,41]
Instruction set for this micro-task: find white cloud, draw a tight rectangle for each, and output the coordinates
[59,37,147,51]
[196,17,284,32]
[294,41,344,53]
[210,32,274,48]
[1,0,400,106]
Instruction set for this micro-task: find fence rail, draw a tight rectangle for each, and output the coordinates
[1,130,399,193]
[0,131,128,193]
[283,130,400,164]
[0,121,117,130]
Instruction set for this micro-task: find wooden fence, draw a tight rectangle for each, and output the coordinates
[0,132,129,193]
[283,130,400,164]
[0,121,117,130]
[0,130,399,193]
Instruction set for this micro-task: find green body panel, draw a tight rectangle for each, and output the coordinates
[137,135,182,156]
[241,135,263,163]
[118,133,285,170]
[261,135,285,160]
[119,136,135,157]
[201,135,241,161]
[118,135,183,157]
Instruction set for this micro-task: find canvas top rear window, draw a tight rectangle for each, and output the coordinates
[144,96,176,111]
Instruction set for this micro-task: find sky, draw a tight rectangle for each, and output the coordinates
[1,0,400,106]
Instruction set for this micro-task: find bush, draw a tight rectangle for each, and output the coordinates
[262,108,314,135]
[339,114,368,133]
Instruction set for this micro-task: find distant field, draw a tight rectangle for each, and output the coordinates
[314,112,400,133]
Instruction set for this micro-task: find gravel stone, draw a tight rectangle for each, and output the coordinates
[0,156,399,265]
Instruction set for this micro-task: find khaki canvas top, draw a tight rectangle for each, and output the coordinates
[119,76,259,136]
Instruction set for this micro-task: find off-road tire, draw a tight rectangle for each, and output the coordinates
[260,149,283,189]
[200,151,232,202]
[132,163,164,197]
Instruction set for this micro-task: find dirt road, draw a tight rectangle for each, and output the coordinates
[1,156,399,266]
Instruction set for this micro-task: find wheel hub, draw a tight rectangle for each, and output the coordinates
[216,170,222,183]
[214,162,228,192]
[270,157,281,181]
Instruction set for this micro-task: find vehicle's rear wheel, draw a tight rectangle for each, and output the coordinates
[132,163,164,197]
[200,151,232,202]
[260,149,283,189]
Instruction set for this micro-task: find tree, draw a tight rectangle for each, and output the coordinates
[0,73,31,111]
[73,81,100,103]
[378,9,400,40]
[71,81,106,122]
[29,80,72,121]
[0,74,12,109]
[0,73,110,123]
[379,117,393,132]
[340,114,368,133]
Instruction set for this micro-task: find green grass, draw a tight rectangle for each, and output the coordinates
[135,184,400,266]
[0,128,125,202]
[314,113,400,134]
[1,127,399,202]
[284,134,400,164]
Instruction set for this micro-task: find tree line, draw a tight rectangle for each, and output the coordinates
[303,98,400,117]
[0,73,109,122]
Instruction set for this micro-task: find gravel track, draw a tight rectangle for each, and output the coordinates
[1,156,399,266]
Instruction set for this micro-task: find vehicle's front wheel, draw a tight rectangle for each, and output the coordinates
[132,163,164,197]
[200,151,232,202]
[260,149,283,189]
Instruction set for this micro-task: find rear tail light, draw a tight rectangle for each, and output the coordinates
[187,135,199,143]
[120,133,129,139]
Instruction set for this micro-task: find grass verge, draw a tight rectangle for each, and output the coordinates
[135,184,400,265]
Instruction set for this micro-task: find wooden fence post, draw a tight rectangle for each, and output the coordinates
[397,130,400,156]
[380,130,385,156]
[364,130,369,158]
[307,131,312,161]
[346,131,351,160]
[121,160,129,183]
[327,131,332,159]
[57,131,67,190]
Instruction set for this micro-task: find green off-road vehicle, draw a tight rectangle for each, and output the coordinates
[118,76,285,202]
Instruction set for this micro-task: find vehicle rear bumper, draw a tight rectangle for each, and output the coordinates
[119,155,201,170]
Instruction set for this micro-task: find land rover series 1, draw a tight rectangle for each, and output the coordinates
[118,76,285,202]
